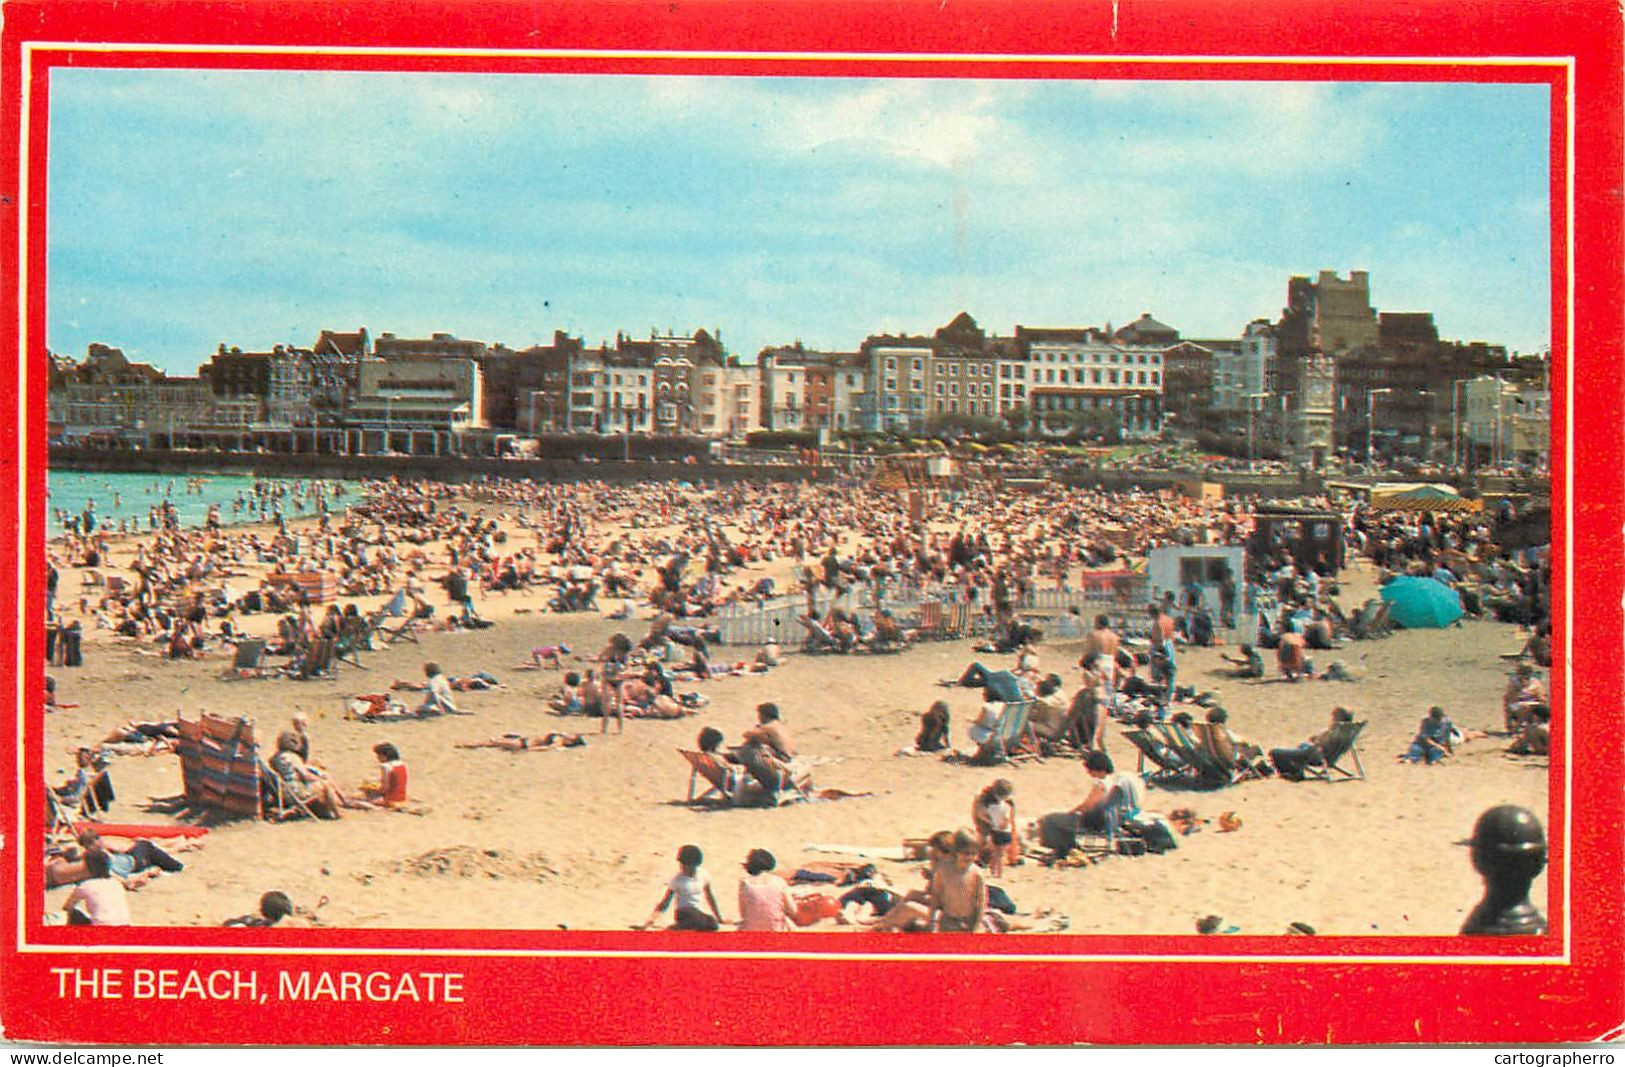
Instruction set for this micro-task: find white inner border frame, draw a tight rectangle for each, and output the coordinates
[14,43,1576,966]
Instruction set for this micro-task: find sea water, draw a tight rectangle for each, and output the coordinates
[46,469,351,536]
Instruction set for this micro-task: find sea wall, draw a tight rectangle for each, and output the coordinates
[48,446,831,486]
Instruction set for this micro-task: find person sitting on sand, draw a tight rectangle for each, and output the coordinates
[268,731,351,818]
[1507,705,1550,756]
[737,849,796,933]
[1219,644,1265,680]
[915,700,951,753]
[62,848,130,926]
[413,662,461,716]
[1276,630,1308,682]
[928,829,989,933]
[547,671,587,715]
[868,831,954,933]
[1401,706,1455,764]
[1269,706,1354,781]
[1503,662,1546,734]
[1037,751,1144,857]
[456,732,585,752]
[358,742,409,806]
[638,844,725,932]
[734,703,796,796]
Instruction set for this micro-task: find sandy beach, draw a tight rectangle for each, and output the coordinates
[41,484,1549,937]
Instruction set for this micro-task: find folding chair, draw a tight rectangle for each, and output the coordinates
[1305,720,1368,782]
[1153,721,1231,788]
[679,749,743,804]
[917,601,946,640]
[335,616,370,668]
[972,701,1038,765]
[381,614,422,647]
[1192,721,1263,784]
[288,638,337,680]
[223,638,272,680]
[257,755,318,821]
[1123,728,1189,785]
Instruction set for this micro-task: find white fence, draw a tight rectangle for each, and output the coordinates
[711,572,1170,646]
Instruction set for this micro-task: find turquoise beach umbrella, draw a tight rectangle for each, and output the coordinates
[1379,575,1464,629]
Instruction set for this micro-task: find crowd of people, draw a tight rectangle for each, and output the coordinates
[41,466,1552,931]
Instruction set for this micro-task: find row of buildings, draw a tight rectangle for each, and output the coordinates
[47,270,1550,467]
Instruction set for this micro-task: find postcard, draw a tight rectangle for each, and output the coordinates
[1,0,1620,1047]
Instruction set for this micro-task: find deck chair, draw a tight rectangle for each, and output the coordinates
[335,616,371,667]
[287,638,336,680]
[223,638,273,679]
[1349,599,1393,640]
[917,601,946,640]
[1305,720,1368,782]
[1123,728,1189,784]
[1152,721,1230,788]
[945,602,972,640]
[1192,721,1264,783]
[680,749,745,805]
[972,701,1038,764]
[380,613,422,646]
[256,755,318,821]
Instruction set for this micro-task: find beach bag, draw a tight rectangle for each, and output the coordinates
[792,893,841,927]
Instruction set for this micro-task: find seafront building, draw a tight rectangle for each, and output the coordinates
[46,268,1548,466]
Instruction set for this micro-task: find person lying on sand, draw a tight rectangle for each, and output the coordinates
[392,671,501,692]
[45,829,193,889]
[456,732,585,752]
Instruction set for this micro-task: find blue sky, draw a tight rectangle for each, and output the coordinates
[46,70,1551,372]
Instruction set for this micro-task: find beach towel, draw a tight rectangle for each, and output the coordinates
[73,822,208,840]
[802,844,911,861]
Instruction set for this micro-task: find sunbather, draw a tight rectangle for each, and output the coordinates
[456,732,585,752]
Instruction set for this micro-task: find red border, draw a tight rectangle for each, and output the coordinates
[2,0,1620,1046]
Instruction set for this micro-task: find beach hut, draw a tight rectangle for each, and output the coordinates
[1248,505,1345,577]
[1147,544,1245,619]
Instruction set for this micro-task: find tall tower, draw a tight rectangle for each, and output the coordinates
[1291,348,1337,469]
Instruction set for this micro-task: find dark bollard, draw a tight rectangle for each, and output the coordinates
[1461,805,1548,936]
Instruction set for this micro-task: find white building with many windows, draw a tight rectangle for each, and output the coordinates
[1016,326,1165,437]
